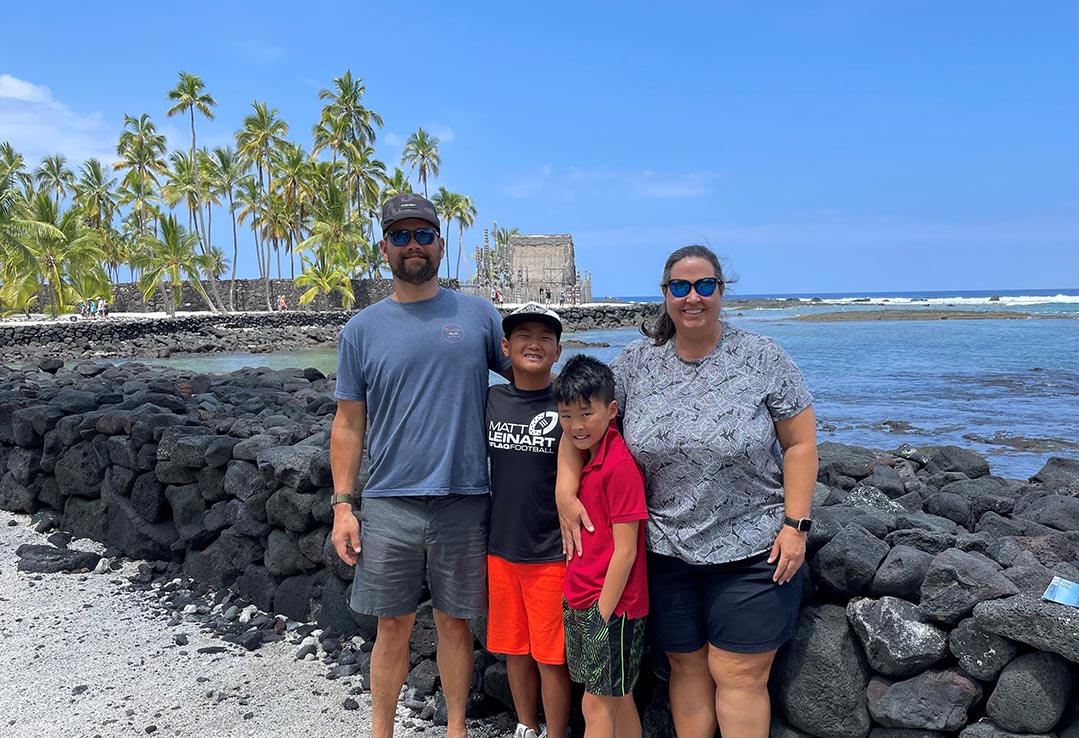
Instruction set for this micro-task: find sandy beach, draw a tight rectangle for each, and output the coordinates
[0,513,513,738]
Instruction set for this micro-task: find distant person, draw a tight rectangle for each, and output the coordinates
[545,287,552,303]
[276,295,287,311]
[558,290,565,307]
[330,192,513,738]
[486,303,570,738]
[99,299,109,318]
[558,244,816,738]
[88,298,98,318]
[554,355,648,738]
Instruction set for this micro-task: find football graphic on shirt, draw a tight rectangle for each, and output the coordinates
[528,411,560,436]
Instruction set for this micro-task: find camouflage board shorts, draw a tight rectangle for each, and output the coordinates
[563,599,646,697]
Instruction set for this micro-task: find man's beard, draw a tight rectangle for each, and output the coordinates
[391,253,439,285]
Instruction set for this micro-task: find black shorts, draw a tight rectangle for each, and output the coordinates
[647,550,802,654]
[563,600,646,697]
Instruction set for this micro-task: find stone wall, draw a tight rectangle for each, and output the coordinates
[1,360,1077,736]
[109,277,415,313]
[0,301,663,364]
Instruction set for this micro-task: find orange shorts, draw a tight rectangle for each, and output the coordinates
[486,555,567,664]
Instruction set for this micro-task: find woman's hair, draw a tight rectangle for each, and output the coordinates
[641,244,732,346]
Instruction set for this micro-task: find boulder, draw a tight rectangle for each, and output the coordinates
[232,434,278,461]
[265,529,315,577]
[959,721,1057,738]
[223,460,267,502]
[233,564,279,613]
[847,597,949,677]
[0,472,36,513]
[986,651,1076,733]
[866,669,983,731]
[102,488,179,561]
[130,472,168,523]
[274,569,328,622]
[948,617,1021,681]
[407,660,441,697]
[920,548,1019,624]
[810,524,890,596]
[775,604,872,738]
[164,483,209,546]
[884,529,957,555]
[183,529,264,588]
[483,661,514,711]
[54,440,107,498]
[973,594,1079,663]
[1031,456,1079,493]
[264,487,317,533]
[256,446,321,491]
[204,436,241,468]
[62,496,108,542]
[16,543,101,573]
[924,446,990,479]
[923,493,973,529]
[818,442,879,484]
[1015,495,1079,533]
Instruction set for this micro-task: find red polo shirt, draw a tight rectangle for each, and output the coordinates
[563,426,649,619]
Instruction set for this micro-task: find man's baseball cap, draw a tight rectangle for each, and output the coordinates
[381,193,440,232]
[502,302,563,339]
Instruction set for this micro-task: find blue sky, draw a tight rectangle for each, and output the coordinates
[2,1,1075,296]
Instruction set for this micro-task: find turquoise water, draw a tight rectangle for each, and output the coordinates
[128,296,1079,481]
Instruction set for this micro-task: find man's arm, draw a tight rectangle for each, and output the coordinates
[556,437,591,560]
[597,521,639,622]
[330,399,367,565]
[769,405,817,584]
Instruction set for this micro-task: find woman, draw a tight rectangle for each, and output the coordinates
[558,245,817,738]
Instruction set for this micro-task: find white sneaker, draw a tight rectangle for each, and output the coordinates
[513,723,541,738]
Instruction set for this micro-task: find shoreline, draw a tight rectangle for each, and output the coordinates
[2,300,1073,364]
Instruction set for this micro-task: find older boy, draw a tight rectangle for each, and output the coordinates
[486,303,572,738]
[553,355,648,738]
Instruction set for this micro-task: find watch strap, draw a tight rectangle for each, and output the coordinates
[784,516,812,532]
[331,493,355,507]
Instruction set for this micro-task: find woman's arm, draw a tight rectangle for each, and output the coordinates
[769,405,817,584]
[555,435,592,560]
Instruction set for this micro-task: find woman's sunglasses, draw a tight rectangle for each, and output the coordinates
[664,277,721,298]
[387,227,438,247]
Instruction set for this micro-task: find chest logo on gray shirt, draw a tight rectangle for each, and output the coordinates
[441,324,465,342]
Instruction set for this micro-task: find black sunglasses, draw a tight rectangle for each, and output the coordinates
[664,278,721,298]
[387,228,438,247]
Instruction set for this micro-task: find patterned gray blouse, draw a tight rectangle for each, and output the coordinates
[610,323,813,565]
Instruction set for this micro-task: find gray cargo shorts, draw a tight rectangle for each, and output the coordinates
[350,494,489,619]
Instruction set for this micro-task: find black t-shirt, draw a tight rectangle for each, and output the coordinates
[486,383,563,563]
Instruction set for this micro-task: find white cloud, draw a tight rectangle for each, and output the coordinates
[0,74,115,166]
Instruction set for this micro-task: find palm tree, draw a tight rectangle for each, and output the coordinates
[207,146,247,308]
[73,159,120,280]
[401,128,441,198]
[432,187,460,279]
[114,113,168,237]
[0,154,65,313]
[166,72,216,250]
[20,194,106,317]
[236,101,288,308]
[317,70,383,147]
[451,194,477,282]
[133,214,216,317]
[381,168,413,200]
[295,248,357,309]
[273,141,314,279]
[34,154,75,209]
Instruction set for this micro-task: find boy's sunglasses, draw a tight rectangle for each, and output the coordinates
[387,227,438,247]
[664,278,721,298]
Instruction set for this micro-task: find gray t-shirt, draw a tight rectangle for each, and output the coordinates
[335,288,512,497]
[610,323,813,564]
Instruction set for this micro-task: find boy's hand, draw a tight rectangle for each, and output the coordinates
[768,525,806,585]
[332,509,361,566]
[556,494,593,561]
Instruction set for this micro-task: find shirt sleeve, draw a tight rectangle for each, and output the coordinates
[763,339,813,421]
[484,302,512,374]
[334,331,367,402]
[605,457,649,524]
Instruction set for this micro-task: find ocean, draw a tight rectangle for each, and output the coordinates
[139,289,1079,481]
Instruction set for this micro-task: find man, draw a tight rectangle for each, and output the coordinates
[330,192,512,738]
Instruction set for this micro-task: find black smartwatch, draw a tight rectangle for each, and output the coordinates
[784,516,813,532]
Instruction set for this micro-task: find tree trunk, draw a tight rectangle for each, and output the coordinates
[229,193,239,310]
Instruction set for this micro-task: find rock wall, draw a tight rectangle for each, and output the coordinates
[1,361,1077,737]
[0,300,662,364]
[109,278,403,313]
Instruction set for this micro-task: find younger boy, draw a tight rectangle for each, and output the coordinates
[553,355,648,738]
[486,303,572,738]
